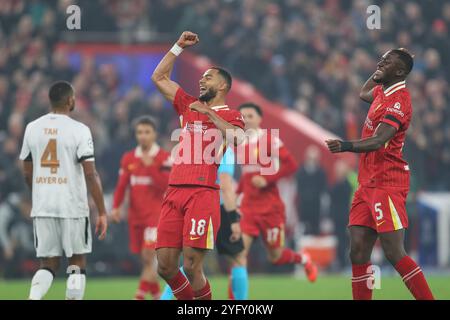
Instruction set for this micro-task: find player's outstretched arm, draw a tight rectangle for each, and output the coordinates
[325,123,396,153]
[151,31,199,103]
[359,72,378,103]
[82,161,108,240]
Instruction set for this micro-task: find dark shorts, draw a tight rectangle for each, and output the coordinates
[216,205,244,256]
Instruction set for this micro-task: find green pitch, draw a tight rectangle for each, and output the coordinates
[1,274,449,300]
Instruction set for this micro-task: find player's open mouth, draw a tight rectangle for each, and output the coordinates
[199,86,207,93]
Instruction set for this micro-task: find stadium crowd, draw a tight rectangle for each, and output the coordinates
[0,0,449,276]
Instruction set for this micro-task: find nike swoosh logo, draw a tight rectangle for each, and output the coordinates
[376,221,385,227]
[190,236,201,241]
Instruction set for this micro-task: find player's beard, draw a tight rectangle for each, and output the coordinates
[199,87,217,102]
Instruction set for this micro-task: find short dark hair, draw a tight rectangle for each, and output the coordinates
[49,81,73,106]
[239,102,263,117]
[391,49,414,75]
[133,115,157,131]
[211,66,232,92]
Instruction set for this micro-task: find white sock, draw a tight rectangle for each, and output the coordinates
[66,273,86,300]
[29,269,54,300]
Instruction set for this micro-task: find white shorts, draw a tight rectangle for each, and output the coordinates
[33,217,92,258]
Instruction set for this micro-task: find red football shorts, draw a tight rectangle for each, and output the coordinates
[129,223,158,254]
[349,186,409,233]
[156,186,220,250]
[240,204,286,249]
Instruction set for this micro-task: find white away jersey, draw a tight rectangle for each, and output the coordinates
[20,113,94,218]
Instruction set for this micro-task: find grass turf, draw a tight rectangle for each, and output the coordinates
[1,274,449,300]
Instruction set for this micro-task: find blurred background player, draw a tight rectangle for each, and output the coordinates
[159,147,247,300]
[151,31,245,300]
[326,49,434,300]
[19,81,108,300]
[111,116,171,300]
[236,103,318,282]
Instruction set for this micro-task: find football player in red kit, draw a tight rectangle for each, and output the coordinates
[326,49,434,300]
[235,103,318,282]
[111,116,171,300]
[151,31,244,300]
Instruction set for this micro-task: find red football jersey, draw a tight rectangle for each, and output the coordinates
[112,145,171,225]
[358,81,412,188]
[237,129,298,210]
[169,87,245,189]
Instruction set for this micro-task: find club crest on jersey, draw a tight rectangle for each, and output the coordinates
[394,102,401,109]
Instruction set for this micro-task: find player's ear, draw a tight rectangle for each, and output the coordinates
[396,68,406,77]
[218,80,228,93]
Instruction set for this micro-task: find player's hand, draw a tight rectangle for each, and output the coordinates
[110,208,121,223]
[177,31,199,48]
[251,175,268,188]
[96,215,108,240]
[325,139,343,153]
[189,101,210,115]
[230,222,242,242]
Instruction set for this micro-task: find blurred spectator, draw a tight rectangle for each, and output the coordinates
[328,160,352,270]
[296,145,327,235]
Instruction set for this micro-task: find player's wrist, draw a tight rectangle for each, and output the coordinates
[171,43,184,56]
[227,209,241,223]
[340,141,353,152]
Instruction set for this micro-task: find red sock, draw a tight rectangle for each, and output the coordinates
[135,280,151,300]
[148,282,161,300]
[166,271,194,300]
[273,248,302,265]
[351,262,373,300]
[395,256,434,300]
[194,278,212,300]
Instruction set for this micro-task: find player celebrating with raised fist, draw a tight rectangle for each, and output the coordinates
[325,49,434,300]
[111,116,171,300]
[151,31,244,300]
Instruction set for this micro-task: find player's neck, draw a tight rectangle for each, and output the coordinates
[140,143,153,153]
[50,109,70,115]
[382,78,405,91]
[204,96,226,108]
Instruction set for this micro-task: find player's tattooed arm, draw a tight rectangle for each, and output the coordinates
[151,31,199,103]
[359,72,378,103]
[82,161,108,240]
[22,160,33,191]
[325,123,397,153]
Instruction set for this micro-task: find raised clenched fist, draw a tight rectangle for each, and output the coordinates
[177,31,199,48]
